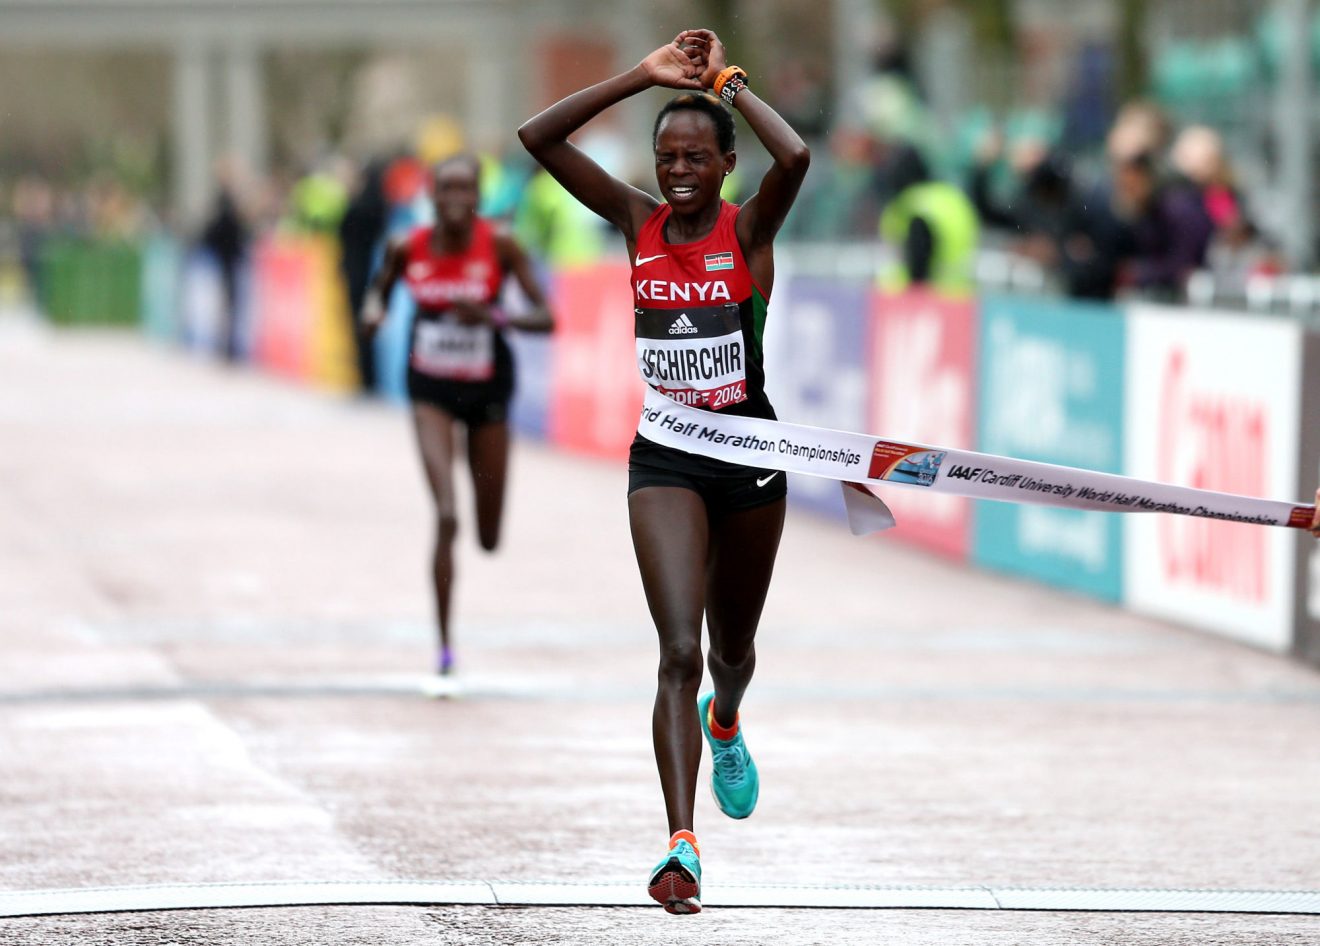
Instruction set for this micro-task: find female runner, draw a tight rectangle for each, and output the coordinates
[520,29,808,913]
[363,154,554,676]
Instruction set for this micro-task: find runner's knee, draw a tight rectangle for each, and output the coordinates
[708,643,756,679]
[657,635,704,690]
[437,515,458,545]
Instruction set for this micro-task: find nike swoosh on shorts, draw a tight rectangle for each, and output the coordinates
[756,472,781,487]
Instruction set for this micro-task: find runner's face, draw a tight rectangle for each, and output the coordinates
[654,111,731,211]
[432,164,479,229]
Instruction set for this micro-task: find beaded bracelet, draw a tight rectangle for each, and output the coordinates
[713,65,749,105]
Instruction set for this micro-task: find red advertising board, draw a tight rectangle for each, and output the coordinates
[866,288,977,559]
[249,237,314,381]
[548,261,645,460]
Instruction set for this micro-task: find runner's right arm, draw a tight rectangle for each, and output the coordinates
[362,237,407,337]
[518,32,706,244]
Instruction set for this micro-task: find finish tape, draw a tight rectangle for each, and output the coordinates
[638,392,1318,537]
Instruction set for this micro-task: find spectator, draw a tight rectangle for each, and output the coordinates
[12,175,55,303]
[1171,126,1283,295]
[338,158,389,392]
[1108,100,1173,162]
[969,132,1127,299]
[783,126,880,239]
[513,169,605,267]
[199,171,251,362]
[287,159,351,234]
[1171,125,1241,230]
[1108,144,1213,300]
[877,144,978,295]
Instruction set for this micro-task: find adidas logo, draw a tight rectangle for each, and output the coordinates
[668,314,699,335]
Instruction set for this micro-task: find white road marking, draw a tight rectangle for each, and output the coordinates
[3,881,1320,917]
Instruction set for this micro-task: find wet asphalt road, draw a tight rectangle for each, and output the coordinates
[3,317,1320,944]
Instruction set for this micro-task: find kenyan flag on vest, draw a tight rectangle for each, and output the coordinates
[704,252,734,271]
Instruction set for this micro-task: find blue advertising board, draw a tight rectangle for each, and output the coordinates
[140,235,182,342]
[508,331,552,440]
[505,265,556,440]
[762,273,870,520]
[972,295,1125,601]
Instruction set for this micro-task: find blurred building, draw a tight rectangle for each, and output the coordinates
[0,0,679,229]
[1,0,1316,280]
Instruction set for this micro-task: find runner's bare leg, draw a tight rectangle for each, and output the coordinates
[704,498,785,728]
[630,487,709,835]
[413,403,459,655]
[467,419,510,552]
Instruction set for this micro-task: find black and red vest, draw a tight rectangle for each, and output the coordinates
[403,219,503,381]
[630,201,774,420]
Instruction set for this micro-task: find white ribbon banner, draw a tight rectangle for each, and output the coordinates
[638,391,1318,537]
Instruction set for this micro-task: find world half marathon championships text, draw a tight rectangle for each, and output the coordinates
[946,464,1276,525]
[647,411,864,467]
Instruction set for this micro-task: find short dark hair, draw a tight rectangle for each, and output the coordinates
[653,93,735,154]
[433,153,481,183]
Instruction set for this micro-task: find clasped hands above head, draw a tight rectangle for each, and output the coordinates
[643,28,727,91]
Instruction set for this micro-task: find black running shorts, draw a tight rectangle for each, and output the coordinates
[627,436,787,514]
[406,328,514,428]
[407,369,512,427]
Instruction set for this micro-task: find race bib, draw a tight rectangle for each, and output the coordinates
[412,319,494,381]
[635,304,747,411]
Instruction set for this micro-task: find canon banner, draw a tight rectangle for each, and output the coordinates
[866,289,977,558]
[973,296,1126,601]
[1124,306,1304,651]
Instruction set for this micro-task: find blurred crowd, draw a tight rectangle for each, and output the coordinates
[964,101,1281,302]
[0,36,1301,325]
[780,52,1284,303]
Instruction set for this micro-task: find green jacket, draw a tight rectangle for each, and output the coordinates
[879,181,979,295]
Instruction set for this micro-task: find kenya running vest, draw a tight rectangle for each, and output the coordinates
[631,201,775,420]
[403,219,504,382]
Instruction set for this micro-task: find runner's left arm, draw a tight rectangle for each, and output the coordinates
[686,30,810,260]
[496,233,554,333]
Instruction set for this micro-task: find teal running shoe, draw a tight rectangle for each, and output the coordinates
[698,691,759,819]
[647,838,701,914]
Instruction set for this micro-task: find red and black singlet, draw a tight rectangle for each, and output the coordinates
[629,200,778,474]
[631,200,774,419]
[403,218,506,382]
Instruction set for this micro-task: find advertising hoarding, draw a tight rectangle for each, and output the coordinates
[762,273,869,520]
[866,288,976,559]
[973,296,1125,600]
[249,237,313,380]
[548,261,644,460]
[1293,330,1320,664]
[1124,306,1302,650]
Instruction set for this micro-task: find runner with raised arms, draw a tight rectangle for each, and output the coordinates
[520,28,808,914]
